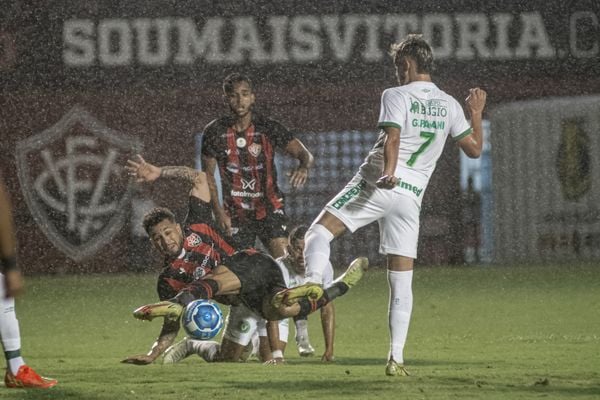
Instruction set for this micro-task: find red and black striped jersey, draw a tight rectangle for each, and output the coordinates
[200,113,294,222]
[157,196,235,300]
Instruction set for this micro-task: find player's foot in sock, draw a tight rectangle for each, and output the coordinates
[385,359,410,376]
[133,301,183,321]
[4,365,58,389]
[335,257,369,289]
[271,283,324,308]
[163,338,192,364]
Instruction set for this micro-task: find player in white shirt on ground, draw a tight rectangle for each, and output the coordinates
[275,225,335,361]
[302,34,487,376]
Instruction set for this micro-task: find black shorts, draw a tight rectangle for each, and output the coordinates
[223,251,287,319]
[231,209,288,249]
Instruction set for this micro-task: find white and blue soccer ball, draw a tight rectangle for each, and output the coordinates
[182,299,223,340]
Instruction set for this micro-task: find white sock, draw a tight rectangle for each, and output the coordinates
[304,223,334,284]
[388,270,413,364]
[188,340,220,362]
[0,296,25,374]
[294,319,310,343]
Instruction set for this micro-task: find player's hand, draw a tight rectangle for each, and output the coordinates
[121,355,155,365]
[4,270,24,298]
[321,351,335,362]
[287,167,309,189]
[214,208,232,236]
[466,88,487,116]
[376,174,397,190]
[125,155,161,183]
[263,357,285,366]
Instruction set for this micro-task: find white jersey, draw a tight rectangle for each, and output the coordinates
[359,81,471,205]
[276,257,306,288]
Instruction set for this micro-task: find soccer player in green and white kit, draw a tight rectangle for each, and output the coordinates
[302,34,487,376]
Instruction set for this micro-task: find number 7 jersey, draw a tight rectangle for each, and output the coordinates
[359,81,472,205]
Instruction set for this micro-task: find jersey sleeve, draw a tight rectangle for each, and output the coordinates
[449,99,473,141]
[200,120,219,158]
[377,88,406,130]
[266,118,295,149]
[184,196,213,225]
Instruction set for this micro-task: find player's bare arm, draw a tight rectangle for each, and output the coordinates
[376,126,401,189]
[320,302,335,362]
[284,139,314,189]
[122,318,179,365]
[264,320,285,365]
[458,87,487,158]
[0,175,24,298]
[125,155,210,202]
[201,155,232,235]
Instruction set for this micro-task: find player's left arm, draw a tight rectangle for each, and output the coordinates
[284,138,314,189]
[320,302,335,362]
[0,174,24,298]
[376,126,400,189]
[264,320,285,365]
[457,88,487,159]
[121,318,180,365]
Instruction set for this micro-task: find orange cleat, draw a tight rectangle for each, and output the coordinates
[4,365,58,389]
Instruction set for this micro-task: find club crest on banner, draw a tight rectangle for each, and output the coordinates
[15,105,142,261]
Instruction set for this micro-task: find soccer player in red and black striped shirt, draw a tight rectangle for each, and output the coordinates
[201,73,314,258]
[122,156,236,365]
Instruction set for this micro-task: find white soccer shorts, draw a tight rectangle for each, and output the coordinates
[325,174,420,259]
[222,304,288,346]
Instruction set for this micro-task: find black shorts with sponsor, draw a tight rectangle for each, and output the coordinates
[223,250,286,319]
[230,208,288,249]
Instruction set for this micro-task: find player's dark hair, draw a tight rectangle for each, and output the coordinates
[390,34,434,74]
[289,225,308,243]
[223,73,253,94]
[142,207,176,235]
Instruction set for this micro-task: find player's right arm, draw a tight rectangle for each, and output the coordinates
[201,155,231,235]
[457,88,487,159]
[121,318,180,365]
[125,155,210,202]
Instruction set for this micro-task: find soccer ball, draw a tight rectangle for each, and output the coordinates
[182,299,223,340]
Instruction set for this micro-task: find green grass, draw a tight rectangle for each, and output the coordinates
[4,264,600,399]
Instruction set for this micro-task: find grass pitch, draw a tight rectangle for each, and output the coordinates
[4,263,599,399]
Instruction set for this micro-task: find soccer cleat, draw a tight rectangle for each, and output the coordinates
[334,257,369,289]
[385,359,410,376]
[296,337,315,357]
[163,338,192,364]
[4,365,58,389]
[271,283,324,308]
[133,301,183,321]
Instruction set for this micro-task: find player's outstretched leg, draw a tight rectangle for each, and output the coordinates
[4,365,58,389]
[163,338,193,364]
[333,256,369,289]
[133,301,183,321]
[271,283,324,309]
[385,359,410,377]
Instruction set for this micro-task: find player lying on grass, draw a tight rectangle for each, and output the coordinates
[122,156,284,364]
[163,225,336,364]
[133,250,366,365]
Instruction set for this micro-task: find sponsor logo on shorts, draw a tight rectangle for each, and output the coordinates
[396,178,423,197]
[332,179,367,209]
[240,320,251,333]
[15,105,142,261]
